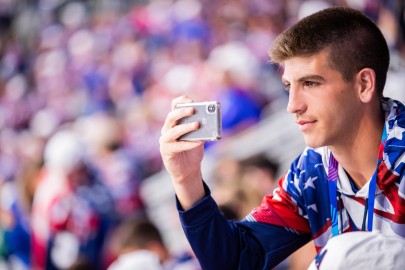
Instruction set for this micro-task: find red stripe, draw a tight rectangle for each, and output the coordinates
[312,219,331,239]
[251,177,311,233]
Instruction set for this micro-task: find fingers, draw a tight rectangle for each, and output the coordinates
[161,118,199,143]
[160,96,201,148]
[171,95,194,111]
[160,95,205,188]
[159,136,204,154]
[161,106,195,136]
[159,115,204,154]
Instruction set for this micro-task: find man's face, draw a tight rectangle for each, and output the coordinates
[282,50,361,148]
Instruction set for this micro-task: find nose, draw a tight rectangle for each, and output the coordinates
[286,86,306,114]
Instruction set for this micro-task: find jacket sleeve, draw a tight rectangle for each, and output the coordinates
[177,182,312,270]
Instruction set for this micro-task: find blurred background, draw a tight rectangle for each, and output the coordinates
[0,0,404,269]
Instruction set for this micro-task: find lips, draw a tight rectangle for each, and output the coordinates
[297,119,316,131]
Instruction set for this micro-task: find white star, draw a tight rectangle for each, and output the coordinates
[315,163,323,168]
[387,123,405,141]
[307,204,318,213]
[304,176,318,190]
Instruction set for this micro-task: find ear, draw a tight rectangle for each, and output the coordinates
[356,68,376,103]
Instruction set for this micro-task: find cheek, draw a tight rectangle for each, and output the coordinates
[313,101,343,136]
[328,87,358,115]
[326,98,359,136]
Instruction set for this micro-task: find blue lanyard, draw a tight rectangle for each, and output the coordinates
[327,127,387,237]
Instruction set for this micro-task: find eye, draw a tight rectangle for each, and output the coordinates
[304,81,319,88]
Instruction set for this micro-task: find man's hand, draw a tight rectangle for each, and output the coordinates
[159,96,206,210]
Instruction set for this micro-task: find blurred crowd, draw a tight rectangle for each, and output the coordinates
[0,0,404,269]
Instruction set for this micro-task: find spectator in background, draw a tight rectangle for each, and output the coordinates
[31,129,117,270]
[76,112,146,220]
[211,158,244,220]
[0,162,39,270]
[107,218,201,270]
[212,154,279,221]
[0,129,44,270]
[239,154,279,199]
[208,42,266,137]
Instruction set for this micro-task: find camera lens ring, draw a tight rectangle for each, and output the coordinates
[207,104,216,113]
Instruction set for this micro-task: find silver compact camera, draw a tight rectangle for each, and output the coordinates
[175,101,222,141]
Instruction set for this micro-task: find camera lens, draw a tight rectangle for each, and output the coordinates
[207,104,216,113]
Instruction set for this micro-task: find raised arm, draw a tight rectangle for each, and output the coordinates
[159,95,206,210]
[159,97,312,269]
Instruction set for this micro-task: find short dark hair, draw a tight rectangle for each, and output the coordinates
[269,7,390,95]
[239,154,279,177]
[118,218,164,251]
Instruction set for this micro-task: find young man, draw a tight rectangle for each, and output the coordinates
[159,7,405,269]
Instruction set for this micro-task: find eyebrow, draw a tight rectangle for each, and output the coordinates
[282,75,326,84]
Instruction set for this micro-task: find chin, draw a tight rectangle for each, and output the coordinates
[303,137,325,149]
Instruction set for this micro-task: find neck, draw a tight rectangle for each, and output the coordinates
[329,104,385,189]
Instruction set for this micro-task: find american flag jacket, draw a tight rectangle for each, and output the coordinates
[178,98,405,270]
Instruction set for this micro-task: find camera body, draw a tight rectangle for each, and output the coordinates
[175,101,222,141]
